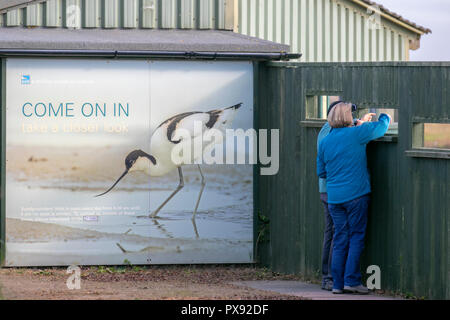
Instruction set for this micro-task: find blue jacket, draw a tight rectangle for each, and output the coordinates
[317,122,331,193]
[317,118,357,193]
[317,114,390,204]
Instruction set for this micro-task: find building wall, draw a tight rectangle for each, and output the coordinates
[0,0,420,62]
[237,0,417,62]
[0,0,230,29]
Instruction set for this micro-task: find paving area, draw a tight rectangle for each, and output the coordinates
[233,280,403,300]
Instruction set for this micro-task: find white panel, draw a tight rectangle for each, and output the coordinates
[399,35,404,60]
[292,0,299,54]
[324,0,331,62]
[66,0,82,29]
[241,0,248,34]
[4,59,255,266]
[25,3,41,26]
[307,0,314,61]
[46,0,62,27]
[258,0,265,38]
[180,0,195,29]
[284,0,291,45]
[355,13,362,61]
[331,1,338,62]
[386,29,392,60]
[300,0,307,61]
[316,0,323,61]
[199,0,214,29]
[142,0,157,28]
[104,0,119,28]
[249,0,256,36]
[217,0,225,29]
[6,9,21,26]
[84,0,100,28]
[266,0,272,41]
[123,0,138,28]
[340,5,346,62]
[348,9,354,61]
[371,28,376,61]
[378,28,385,61]
[363,17,369,61]
[161,0,177,28]
[275,0,282,43]
[393,31,399,61]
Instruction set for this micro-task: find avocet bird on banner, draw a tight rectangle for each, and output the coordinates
[95,103,243,229]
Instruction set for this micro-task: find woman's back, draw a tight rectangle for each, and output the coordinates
[317,114,390,204]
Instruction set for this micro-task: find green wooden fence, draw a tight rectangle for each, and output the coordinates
[254,62,449,299]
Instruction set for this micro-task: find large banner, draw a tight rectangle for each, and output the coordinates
[5,58,254,266]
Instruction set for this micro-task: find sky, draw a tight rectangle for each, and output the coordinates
[377,0,450,61]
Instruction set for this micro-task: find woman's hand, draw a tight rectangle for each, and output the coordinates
[355,113,377,126]
[361,113,376,122]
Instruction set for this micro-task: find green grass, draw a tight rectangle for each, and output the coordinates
[33,270,54,276]
[94,264,146,274]
[401,291,426,300]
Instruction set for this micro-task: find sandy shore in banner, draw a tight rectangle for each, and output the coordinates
[4,145,254,267]
[5,145,253,189]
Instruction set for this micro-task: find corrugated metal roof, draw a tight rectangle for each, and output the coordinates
[0,28,290,52]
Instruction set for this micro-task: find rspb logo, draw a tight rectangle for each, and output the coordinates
[21,74,31,85]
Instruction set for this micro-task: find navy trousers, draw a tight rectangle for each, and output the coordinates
[328,194,370,289]
[320,193,334,284]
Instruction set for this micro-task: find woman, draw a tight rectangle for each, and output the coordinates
[317,102,390,294]
[316,102,375,291]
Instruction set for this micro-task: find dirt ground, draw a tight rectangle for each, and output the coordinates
[0,265,307,300]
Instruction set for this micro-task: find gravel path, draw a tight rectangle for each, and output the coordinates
[0,265,307,300]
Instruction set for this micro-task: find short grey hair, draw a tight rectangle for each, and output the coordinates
[328,102,353,128]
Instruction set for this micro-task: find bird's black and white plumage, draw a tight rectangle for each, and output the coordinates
[96,103,243,228]
[159,103,240,144]
[147,102,242,177]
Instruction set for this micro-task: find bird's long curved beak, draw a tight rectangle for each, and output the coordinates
[95,169,129,197]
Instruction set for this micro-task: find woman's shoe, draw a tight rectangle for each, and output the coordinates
[321,280,333,291]
[343,285,369,294]
[332,288,343,294]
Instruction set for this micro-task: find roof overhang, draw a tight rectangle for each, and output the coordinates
[350,0,431,36]
[0,28,300,61]
[0,0,46,13]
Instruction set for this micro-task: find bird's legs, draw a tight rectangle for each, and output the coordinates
[190,165,205,238]
[150,167,184,218]
[192,165,206,219]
